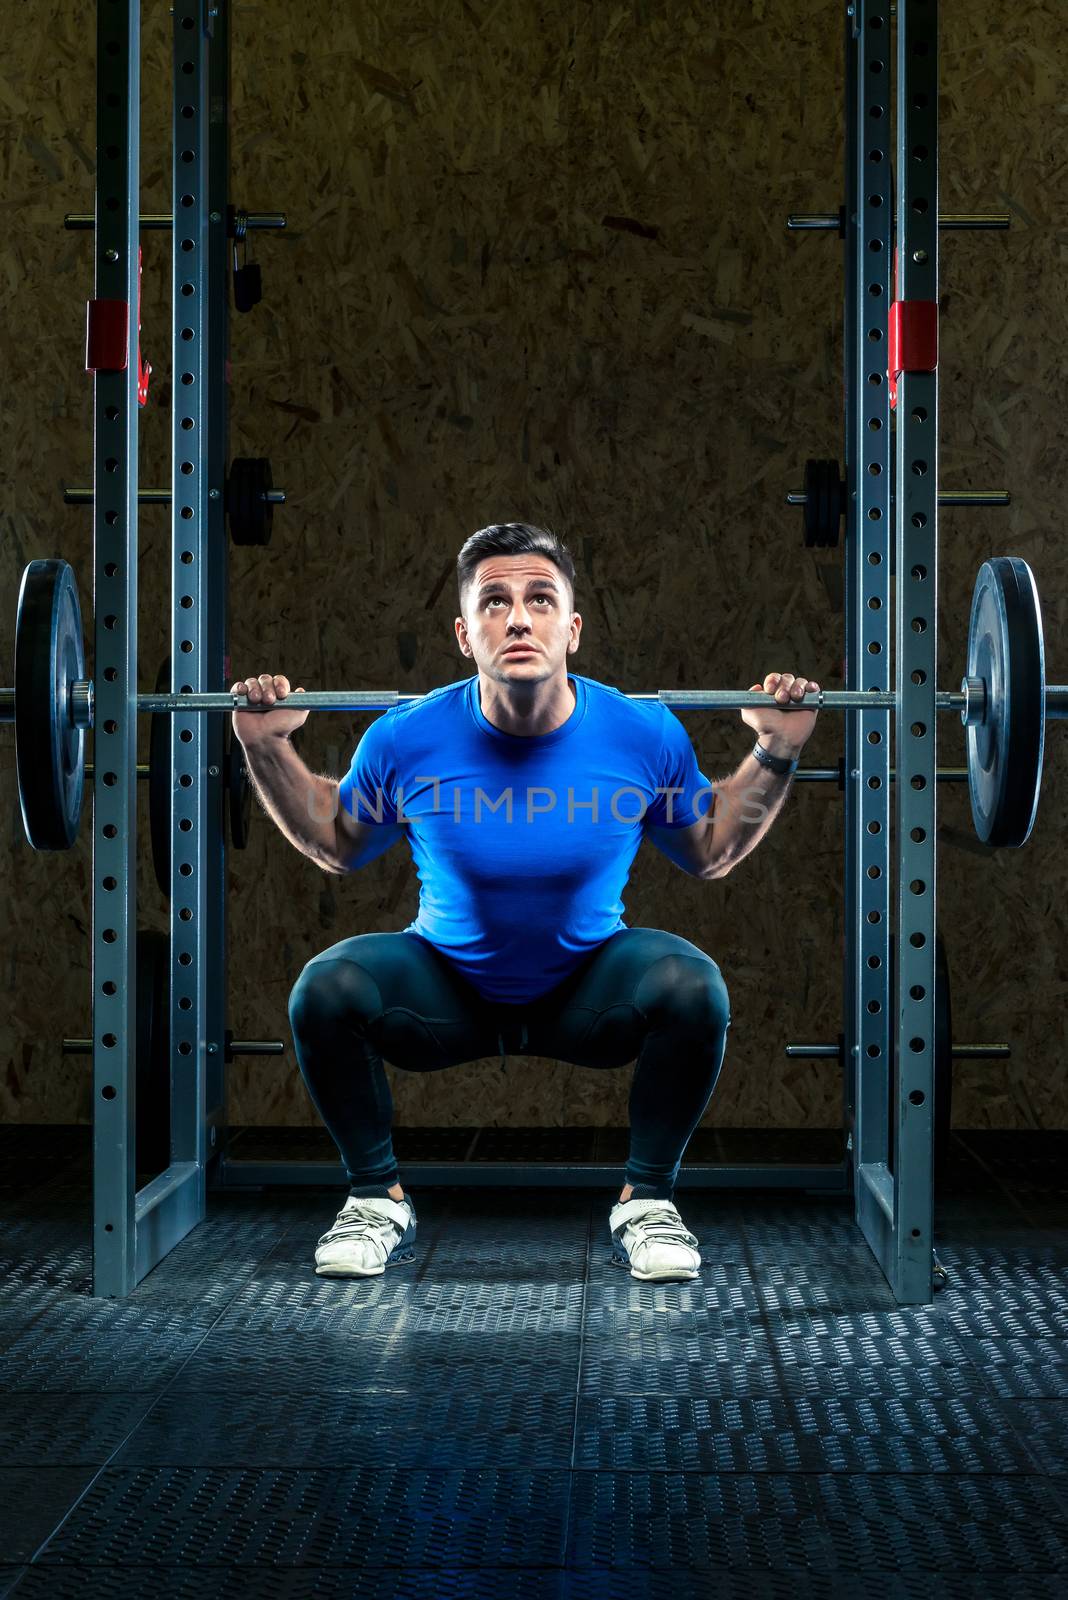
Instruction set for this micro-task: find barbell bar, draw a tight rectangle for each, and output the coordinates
[786,212,1010,232]
[70,759,966,784]
[119,686,1068,716]
[6,554,1061,852]
[68,758,966,785]
[63,211,287,232]
[786,1042,1009,1059]
[62,1036,283,1058]
[63,458,284,548]
[788,458,1009,549]
[62,488,287,507]
[10,684,1062,720]
[786,490,1011,509]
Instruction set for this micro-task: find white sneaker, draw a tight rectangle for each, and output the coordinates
[609,1197,701,1282]
[314,1193,417,1278]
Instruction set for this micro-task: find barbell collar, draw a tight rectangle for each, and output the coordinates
[1046,686,1068,721]
[229,209,288,238]
[63,211,287,231]
[71,682,93,730]
[64,487,287,507]
[960,676,987,727]
[787,212,1009,231]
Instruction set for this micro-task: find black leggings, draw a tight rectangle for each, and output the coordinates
[287,927,731,1201]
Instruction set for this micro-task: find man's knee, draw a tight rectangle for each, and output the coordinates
[635,953,731,1033]
[288,957,382,1036]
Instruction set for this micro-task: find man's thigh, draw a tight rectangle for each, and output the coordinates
[304,930,500,1072]
[528,927,723,1068]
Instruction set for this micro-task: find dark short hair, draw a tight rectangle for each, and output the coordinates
[456,522,576,615]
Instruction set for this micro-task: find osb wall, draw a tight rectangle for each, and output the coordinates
[1,1,1065,1133]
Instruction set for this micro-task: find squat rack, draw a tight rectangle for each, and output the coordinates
[78,0,1004,1303]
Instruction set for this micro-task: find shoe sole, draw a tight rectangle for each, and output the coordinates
[610,1247,700,1282]
[315,1244,415,1279]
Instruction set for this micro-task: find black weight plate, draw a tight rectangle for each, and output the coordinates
[228,457,273,547]
[808,459,839,549]
[136,928,171,1177]
[14,560,86,850]
[149,657,171,897]
[825,459,843,549]
[227,730,252,850]
[233,261,263,313]
[802,459,820,548]
[227,457,252,546]
[818,460,831,547]
[965,556,1045,847]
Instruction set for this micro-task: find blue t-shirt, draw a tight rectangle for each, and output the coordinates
[337,673,713,1003]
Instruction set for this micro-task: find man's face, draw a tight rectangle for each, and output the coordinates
[455,554,581,683]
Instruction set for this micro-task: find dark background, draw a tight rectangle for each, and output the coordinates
[1,0,1065,1131]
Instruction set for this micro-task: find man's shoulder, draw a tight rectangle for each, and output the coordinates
[583,675,666,727]
[393,677,469,721]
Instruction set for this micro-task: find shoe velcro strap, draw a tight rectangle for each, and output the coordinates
[612,1198,678,1225]
[342,1197,411,1231]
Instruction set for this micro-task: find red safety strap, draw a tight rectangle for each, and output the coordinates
[85,299,127,372]
[85,247,151,407]
[887,259,937,410]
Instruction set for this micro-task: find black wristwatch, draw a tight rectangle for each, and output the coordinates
[752,740,799,776]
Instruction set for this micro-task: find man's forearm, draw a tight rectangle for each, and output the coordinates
[707,736,803,875]
[240,736,343,872]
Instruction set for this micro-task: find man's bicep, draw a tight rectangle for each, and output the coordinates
[334,806,405,872]
[644,815,715,879]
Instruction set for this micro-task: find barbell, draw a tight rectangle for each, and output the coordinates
[63,456,285,547]
[4,554,1064,853]
[788,458,1010,549]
